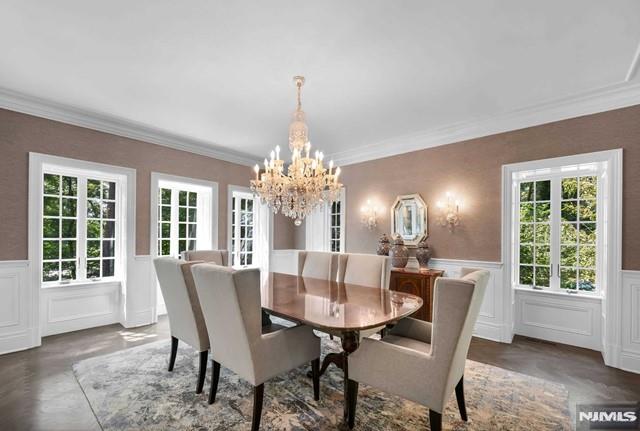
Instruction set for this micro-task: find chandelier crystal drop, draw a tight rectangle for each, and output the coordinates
[250,76,343,226]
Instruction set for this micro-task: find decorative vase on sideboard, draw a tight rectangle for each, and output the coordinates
[376,234,391,256]
[415,239,432,270]
[389,234,409,268]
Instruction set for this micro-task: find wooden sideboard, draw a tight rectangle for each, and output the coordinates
[389,268,444,322]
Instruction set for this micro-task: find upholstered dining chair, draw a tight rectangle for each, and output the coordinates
[191,264,321,431]
[338,253,389,289]
[153,257,210,394]
[338,253,390,338]
[181,249,229,266]
[298,251,340,280]
[346,268,490,431]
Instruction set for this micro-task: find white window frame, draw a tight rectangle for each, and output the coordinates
[305,188,346,252]
[329,188,346,252]
[227,185,273,271]
[513,167,603,294]
[150,173,218,258]
[228,186,256,268]
[29,153,136,344]
[501,149,622,349]
[29,153,133,290]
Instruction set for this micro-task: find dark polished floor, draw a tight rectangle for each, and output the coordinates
[1,317,638,431]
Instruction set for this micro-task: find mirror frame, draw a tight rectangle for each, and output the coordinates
[390,193,428,247]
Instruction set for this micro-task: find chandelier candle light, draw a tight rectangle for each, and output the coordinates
[250,76,343,226]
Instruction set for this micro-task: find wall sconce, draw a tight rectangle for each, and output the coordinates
[436,192,461,231]
[360,199,380,230]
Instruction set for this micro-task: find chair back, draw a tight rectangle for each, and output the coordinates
[431,267,489,400]
[298,251,339,280]
[191,264,262,383]
[182,249,229,266]
[338,253,389,289]
[153,257,209,351]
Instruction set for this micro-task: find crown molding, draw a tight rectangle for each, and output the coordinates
[3,80,640,169]
[330,81,640,166]
[0,87,257,167]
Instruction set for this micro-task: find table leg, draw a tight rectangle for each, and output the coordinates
[340,331,359,423]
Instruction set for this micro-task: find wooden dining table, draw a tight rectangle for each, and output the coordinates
[260,272,423,422]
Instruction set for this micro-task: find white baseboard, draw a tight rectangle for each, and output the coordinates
[122,308,156,328]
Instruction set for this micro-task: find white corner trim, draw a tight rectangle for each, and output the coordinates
[0,86,256,167]
[330,81,640,166]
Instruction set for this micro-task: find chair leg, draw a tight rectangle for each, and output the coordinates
[429,410,442,431]
[168,336,178,372]
[455,376,468,421]
[208,360,221,404]
[347,379,358,429]
[196,350,208,394]
[311,358,320,401]
[251,384,264,431]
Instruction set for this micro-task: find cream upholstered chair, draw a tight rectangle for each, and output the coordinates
[338,253,389,289]
[298,251,339,280]
[181,249,229,266]
[191,264,321,431]
[153,257,210,394]
[338,253,390,338]
[346,268,489,430]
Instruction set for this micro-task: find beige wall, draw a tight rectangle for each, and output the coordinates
[338,105,640,270]
[273,213,296,249]
[0,108,261,260]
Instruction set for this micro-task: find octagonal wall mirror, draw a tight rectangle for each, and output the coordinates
[391,194,428,247]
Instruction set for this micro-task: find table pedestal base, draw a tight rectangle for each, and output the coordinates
[307,331,359,422]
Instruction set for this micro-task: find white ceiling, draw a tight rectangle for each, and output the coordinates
[1,1,640,166]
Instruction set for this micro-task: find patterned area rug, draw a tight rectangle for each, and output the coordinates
[73,331,571,430]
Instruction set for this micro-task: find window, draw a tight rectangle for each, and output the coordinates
[41,172,120,284]
[518,180,551,288]
[230,191,255,267]
[304,188,345,252]
[329,200,343,252]
[515,167,600,293]
[157,187,200,257]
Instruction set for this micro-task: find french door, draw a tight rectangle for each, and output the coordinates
[516,173,599,293]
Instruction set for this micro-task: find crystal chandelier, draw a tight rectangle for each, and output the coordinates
[250,76,343,226]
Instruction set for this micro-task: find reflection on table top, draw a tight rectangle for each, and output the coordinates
[261,272,423,332]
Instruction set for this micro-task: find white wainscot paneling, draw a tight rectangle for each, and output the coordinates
[412,258,507,343]
[41,282,120,336]
[122,255,156,328]
[514,289,602,351]
[620,270,640,373]
[0,261,38,354]
[270,249,300,275]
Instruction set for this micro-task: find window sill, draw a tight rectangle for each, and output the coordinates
[42,279,121,290]
[514,286,602,301]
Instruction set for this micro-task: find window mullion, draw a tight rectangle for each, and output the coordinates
[234,197,240,264]
[77,176,88,281]
[550,178,561,290]
[170,188,179,258]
